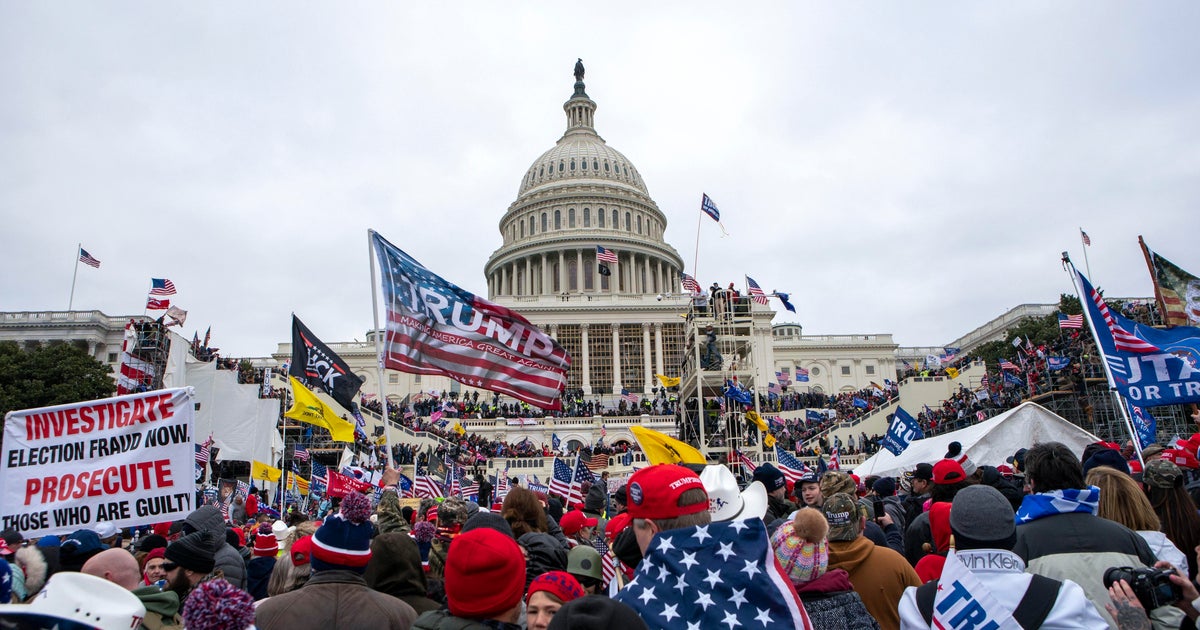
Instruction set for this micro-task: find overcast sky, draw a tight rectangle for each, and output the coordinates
[2,3,1197,358]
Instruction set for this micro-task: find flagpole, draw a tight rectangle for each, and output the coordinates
[1137,235,1169,327]
[692,210,702,283]
[1079,227,1093,280]
[68,243,81,311]
[1063,255,1144,464]
[367,229,395,469]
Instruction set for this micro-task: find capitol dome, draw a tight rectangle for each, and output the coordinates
[485,68,684,301]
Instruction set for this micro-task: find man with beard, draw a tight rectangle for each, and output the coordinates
[163,531,218,607]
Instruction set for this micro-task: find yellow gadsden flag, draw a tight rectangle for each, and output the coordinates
[452,421,466,437]
[744,410,769,433]
[285,376,356,443]
[655,374,681,388]
[945,367,960,379]
[630,426,706,465]
[251,460,282,483]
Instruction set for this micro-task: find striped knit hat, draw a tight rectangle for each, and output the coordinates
[311,492,373,573]
[252,524,278,558]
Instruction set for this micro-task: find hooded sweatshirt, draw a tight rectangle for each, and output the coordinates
[517,532,568,591]
[364,532,440,615]
[132,585,182,630]
[827,535,920,630]
[184,505,246,589]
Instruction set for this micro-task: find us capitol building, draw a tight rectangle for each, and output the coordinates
[1,64,1032,453]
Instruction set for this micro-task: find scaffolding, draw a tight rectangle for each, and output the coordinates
[125,318,170,391]
[676,290,771,464]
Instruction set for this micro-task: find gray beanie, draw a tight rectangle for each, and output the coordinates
[949,485,1016,550]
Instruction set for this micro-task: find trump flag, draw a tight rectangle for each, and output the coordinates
[371,231,571,410]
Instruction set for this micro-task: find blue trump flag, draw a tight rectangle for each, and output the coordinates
[1077,269,1200,406]
[881,406,923,456]
[1047,356,1071,371]
[1003,372,1025,387]
[805,409,825,423]
[852,397,869,409]
[1127,401,1157,450]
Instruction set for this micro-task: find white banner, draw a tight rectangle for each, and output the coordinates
[1,388,196,537]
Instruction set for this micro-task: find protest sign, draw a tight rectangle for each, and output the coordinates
[1,388,196,537]
[326,470,375,498]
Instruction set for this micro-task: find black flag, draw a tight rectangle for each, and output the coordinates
[290,315,364,410]
[598,263,611,277]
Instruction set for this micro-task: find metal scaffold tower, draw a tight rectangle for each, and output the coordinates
[676,290,772,464]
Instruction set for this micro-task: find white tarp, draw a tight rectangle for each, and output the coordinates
[854,402,1102,479]
[1,388,197,536]
[187,361,283,465]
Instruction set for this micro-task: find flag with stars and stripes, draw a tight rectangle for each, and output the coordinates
[680,272,701,294]
[548,457,574,501]
[195,437,212,465]
[998,359,1020,372]
[79,247,101,268]
[594,535,617,588]
[733,448,758,473]
[596,245,619,264]
[397,473,414,498]
[372,231,571,410]
[149,278,177,296]
[310,462,328,485]
[293,445,310,461]
[774,445,810,483]
[621,388,640,405]
[829,446,840,470]
[613,519,811,630]
[414,469,444,499]
[745,276,769,306]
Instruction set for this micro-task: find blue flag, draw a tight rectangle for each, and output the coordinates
[775,292,797,313]
[852,397,869,409]
[1003,371,1025,387]
[723,381,754,405]
[881,406,923,456]
[805,409,824,423]
[1127,401,1157,450]
[1077,269,1200,407]
[552,433,561,450]
[1047,356,1071,371]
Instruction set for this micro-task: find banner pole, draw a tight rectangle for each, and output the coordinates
[1064,256,1143,464]
[367,229,395,469]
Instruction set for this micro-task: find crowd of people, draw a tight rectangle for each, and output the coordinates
[6,432,1200,629]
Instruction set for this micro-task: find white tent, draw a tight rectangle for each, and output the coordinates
[854,402,1103,479]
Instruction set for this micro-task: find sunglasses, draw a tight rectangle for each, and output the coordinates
[161,561,179,572]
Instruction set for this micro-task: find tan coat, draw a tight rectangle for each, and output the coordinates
[256,569,418,630]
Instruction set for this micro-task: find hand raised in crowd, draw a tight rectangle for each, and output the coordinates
[1106,579,1151,630]
[876,512,893,528]
[380,465,400,488]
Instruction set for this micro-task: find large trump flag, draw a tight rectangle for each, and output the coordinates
[371,231,570,410]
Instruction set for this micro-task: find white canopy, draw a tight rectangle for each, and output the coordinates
[854,401,1102,479]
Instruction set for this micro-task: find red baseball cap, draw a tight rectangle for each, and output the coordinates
[625,464,707,520]
[559,510,598,537]
[605,512,632,541]
[933,459,966,485]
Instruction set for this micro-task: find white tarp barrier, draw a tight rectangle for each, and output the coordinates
[1,388,196,536]
[188,361,283,465]
[854,402,1102,479]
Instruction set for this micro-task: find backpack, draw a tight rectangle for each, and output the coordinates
[915,573,1061,629]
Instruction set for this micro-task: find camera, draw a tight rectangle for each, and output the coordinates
[1103,566,1182,610]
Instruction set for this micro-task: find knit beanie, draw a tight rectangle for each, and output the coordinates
[548,595,650,630]
[752,463,786,493]
[945,442,977,477]
[311,492,373,573]
[138,534,168,553]
[872,477,896,497]
[182,578,256,630]
[949,485,1017,551]
[526,570,585,605]
[252,523,279,558]
[1082,448,1130,477]
[165,531,217,574]
[445,527,526,619]
[770,511,829,585]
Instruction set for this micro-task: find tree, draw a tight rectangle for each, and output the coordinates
[0,341,116,419]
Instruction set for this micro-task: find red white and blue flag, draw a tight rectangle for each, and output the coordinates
[701,193,721,222]
[79,247,101,268]
[1058,313,1083,329]
[372,231,571,410]
[614,519,812,629]
[293,445,310,461]
[621,388,640,405]
[998,359,1021,372]
[680,272,701,294]
[746,276,769,305]
[733,448,758,473]
[414,470,444,499]
[548,457,575,502]
[829,446,840,470]
[775,445,810,483]
[596,245,618,264]
[149,278,177,296]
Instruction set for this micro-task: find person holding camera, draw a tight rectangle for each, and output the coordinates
[1012,442,1184,628]
[1106,559,1200,630]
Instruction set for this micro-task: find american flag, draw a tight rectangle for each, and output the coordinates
[768,382,781,395]
[587,452,610,470]
[414,470,445,499]
[1058,313,1084,329]
[494,468,510,500]
[829,446,841,470]
[594,535,617,588]
[149,278,177,296]
[745,276,769,305]
[614,520,812,629]
[548,457,575,502]
[397,473,414,498]
[293,445,310,461]
[733,448,758,473]
[794,366,810,382]
[621,388,640,405]
[460,474,479,500]
[596,245,618,264]
[195,437,212,465]
[573,455,595,488]
[999,359,1021,372]
[79,247,101,268]
[372,232,570,411]
[701,193,721,222]
[310,462,328,485]
[1081,229,1091,246]
[680,272,701,294]
[980,373,990,389]
[774,445,809,484]
[1079,270,1160,353]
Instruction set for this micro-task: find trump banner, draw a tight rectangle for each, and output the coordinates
[881,406,923,456]
[371,230,571,410]
[1,388,196,537]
